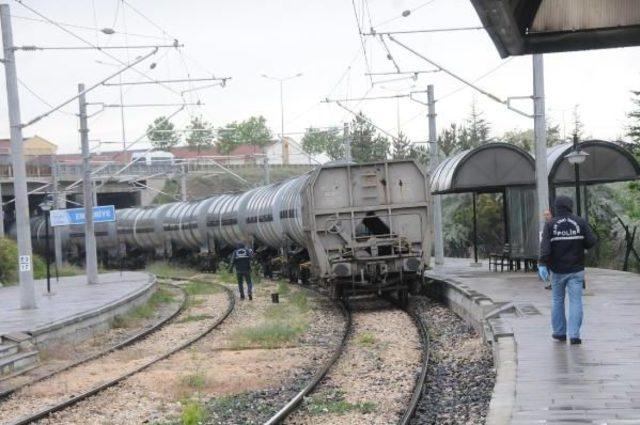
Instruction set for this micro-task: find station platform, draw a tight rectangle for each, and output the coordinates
[426,258,640,424]
[0,272,155,342]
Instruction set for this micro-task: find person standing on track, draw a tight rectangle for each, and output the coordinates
[229,242,254,300]
[538,196,597,345]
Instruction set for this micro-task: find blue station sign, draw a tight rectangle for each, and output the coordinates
[50,205,116,227]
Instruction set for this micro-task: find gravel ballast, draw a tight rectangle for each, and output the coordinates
[285,297,422,425]
[411,296,496,425]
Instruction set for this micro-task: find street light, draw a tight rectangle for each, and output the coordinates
[565,134,589,216]
[261,73,303,165]
[38,194,54,295]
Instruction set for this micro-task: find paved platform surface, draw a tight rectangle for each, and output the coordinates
[0,272,153,336]
[428,258,640,424]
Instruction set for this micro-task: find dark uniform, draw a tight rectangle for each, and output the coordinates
[230,244,253,300]
[539,196,597,344]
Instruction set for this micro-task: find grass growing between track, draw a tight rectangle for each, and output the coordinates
[112,287,176,329]
[304,389,376,416]
[147,261,201,280]
[230,284,310,349]
[184,280,222,295]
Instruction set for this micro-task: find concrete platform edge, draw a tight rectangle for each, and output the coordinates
[422,271,516,424]
[3,273,158,348]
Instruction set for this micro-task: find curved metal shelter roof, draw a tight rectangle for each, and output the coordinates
[431,143,536,194]
[548,140,640,186]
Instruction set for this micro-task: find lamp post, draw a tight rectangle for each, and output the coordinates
[565,134,589,216]
[38,194,54,295]
[261,73,303,165]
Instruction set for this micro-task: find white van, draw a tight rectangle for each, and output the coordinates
[131,151,175,166]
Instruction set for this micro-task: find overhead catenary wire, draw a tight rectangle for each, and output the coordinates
[372,0,437,29]
[17,78,76,117]
[364,26,484,36]
[387,34,532,118]
[351,0,374,85]
[15,0,183,98]
[7,12,166,40]
[14,42,182,51]
[377,34,401,73]
[22,48,159,128]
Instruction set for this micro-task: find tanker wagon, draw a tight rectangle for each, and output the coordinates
[300,160,432,305]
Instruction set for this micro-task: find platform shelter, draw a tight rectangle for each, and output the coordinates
[431,143,538,263]
[431,140,640,264]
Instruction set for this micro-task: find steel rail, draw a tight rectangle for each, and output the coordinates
[263,285,352,425]
[0,281,187,399]
[398,302,430,425]
[7,280,235,425]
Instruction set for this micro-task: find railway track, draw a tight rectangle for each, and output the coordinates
[1,278,235,425]
[0,281,187,400]
[263,286,352,425]
[265,292,430,425]
[399,301,430,425]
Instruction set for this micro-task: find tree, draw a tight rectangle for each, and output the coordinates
[350,112,389,163]
[438,123,460,157]
[217,122,239,155]
[147,116,179,151]
[392,132,411,159]
[626,90,640,157]
[236,116,272,151]
[571,104,585,140]
[466,99,491,148]
[302,127,344,160]
[185,116,214,154]
[408,144,430,165]
[216,116,273,155]
[498,120,564,153]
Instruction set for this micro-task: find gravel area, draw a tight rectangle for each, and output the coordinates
[0,280,227,425]
[31,280,345,425]
[411,296,495,425]
[0,284,184,394]
[285,296,422,425]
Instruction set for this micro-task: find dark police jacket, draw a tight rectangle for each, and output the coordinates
[230,247,253,273]
[539,203,597,274]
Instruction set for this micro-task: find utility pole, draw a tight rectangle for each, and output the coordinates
[0,181,4,238]
[78,83,99,285]
[263,155,270,185]
[1,4,36,308]
[180,164,188,202]
[427,85,444,265]
[532,54,549,238]
[51,159,63,269]
[280,80,289,165]
[343,122,352,162]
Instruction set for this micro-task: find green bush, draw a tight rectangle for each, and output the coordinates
[0,238,47,285]
[180,401,207,425]
[0,238,19,284]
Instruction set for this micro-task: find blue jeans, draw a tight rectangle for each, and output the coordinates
[236,272,253,296]
[551,271,584,339]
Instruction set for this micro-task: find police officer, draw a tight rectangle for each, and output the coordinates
[229,242,253,300]
[538,196,597,345]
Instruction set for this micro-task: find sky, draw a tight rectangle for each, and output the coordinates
[1,0,640,154]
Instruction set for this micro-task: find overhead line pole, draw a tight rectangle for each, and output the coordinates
[1,3,36,308]
[78,83,99,285]
[343,122,352,162]
[427,85,444,265]
[533,54,549,238]
[51,158,63,270]
[0,180,4,238]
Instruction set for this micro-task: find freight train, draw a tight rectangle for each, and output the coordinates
[28,160,432,303]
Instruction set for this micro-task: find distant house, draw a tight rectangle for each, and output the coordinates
[265,137,329,166]
[0,135,57,156]
[52,136,328,167]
